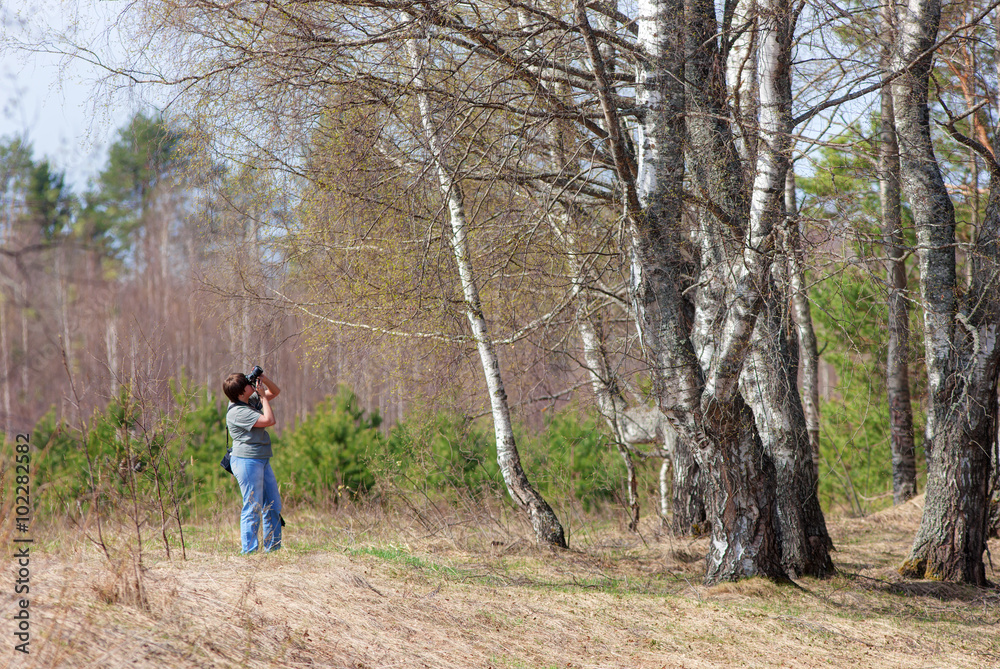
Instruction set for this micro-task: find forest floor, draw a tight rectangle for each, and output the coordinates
[2,494,999,669]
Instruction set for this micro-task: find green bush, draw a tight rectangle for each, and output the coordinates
[271,386,383,506]
[18,380,634,521]
[520,409,622,512]
[382,409,501,496]
[29,407,93,517]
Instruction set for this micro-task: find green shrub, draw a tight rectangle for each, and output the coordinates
[271,386,383,506]
[520,409,622,511]
[30,407,93,517]
[19,380,633,520]
[382,410,501,496]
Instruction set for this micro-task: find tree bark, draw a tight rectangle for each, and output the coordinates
[879,4,918,505]
[740,275,834,577]
[407,27,566,548]
[622,0,786,582]
[783,171,821,479]
[893,0,1000,585]
[725,0,758,164]
[550,162,691,533]
[623,0,711,535]
[669,437,706,535]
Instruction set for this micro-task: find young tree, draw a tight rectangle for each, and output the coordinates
[405,21,566,547]
[782,171,822,479]
[879,4,918,505]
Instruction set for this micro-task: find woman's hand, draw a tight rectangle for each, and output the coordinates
[258,374,281,400]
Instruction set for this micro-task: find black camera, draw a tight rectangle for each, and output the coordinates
[245,366,264,411]
[247,365,264,386]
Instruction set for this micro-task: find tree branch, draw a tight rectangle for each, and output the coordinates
[935,99,1000,178]
[793,0,1000,127]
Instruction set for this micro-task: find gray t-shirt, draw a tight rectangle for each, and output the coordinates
[227,400,273,459]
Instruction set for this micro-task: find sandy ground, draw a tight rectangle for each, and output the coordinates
[2,497,998,669]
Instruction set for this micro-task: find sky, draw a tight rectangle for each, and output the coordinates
[0,0,856,196]
[1,1,151,192]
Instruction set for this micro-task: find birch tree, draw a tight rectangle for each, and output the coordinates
[717,0,833,576]
[576,0,795,580]
[782,171,821,478]
[879,4,918,505]
[892,0,1000,585]
[405,20,566,547]
[525,0,690,533]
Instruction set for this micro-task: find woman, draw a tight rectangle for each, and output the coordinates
[222,370,282,553]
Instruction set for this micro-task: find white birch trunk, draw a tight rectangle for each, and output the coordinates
[726,0,758,162]
[739,270,834,577]
[704,0,789,405]
[679,0,790,581]
[107,316,120,399]
[406,27,565,547]
[740,0,832,578]
[783,172,821,478]
[659,458,671,521]
[635,0,670,207]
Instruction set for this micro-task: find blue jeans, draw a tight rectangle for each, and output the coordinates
[231,456,282,553]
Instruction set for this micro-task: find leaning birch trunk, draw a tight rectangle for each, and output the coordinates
[406,30,566,548]
[659,458,671,522]
[550,211,642,529]
[534,6,647,529]
[879,3,918,505]
[549,200,681,531]
[893,0,1000,585]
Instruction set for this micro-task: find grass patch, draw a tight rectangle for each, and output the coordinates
[16,495,1000,669]
[345,544,461,577]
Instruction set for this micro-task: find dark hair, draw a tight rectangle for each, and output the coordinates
[223,373,251,403]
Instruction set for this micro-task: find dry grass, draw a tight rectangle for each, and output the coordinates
[3,495,999,669]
